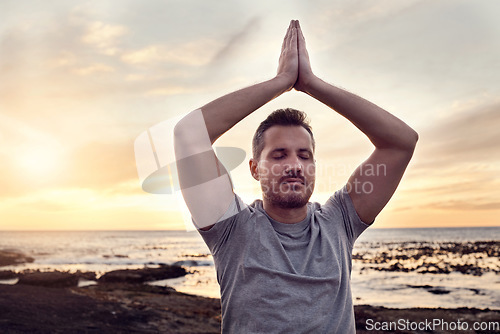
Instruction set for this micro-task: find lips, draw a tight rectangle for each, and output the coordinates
[281,177,305,185]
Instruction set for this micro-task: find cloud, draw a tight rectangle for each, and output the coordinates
[426,200,500,211]
[72,63,115,75]
[402,98,500,212]
[121,39,219,66]
[81,21,127,55]
[416,100,500,167]
[49,50,78,67]
[310,0,423,26]
[144,86,192,96]
[0,0,498,230]
[0,13,126,117]
[120,15,262,77]
[208,17,261,66]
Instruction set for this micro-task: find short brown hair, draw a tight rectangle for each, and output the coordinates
[252,108,315,159]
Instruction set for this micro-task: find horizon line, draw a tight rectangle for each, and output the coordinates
[1,225,498,232]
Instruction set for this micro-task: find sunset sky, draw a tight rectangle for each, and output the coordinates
[1,0,499,230]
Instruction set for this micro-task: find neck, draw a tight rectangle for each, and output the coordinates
[263,201,308,224]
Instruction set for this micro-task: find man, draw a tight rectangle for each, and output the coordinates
[174,20,417,333]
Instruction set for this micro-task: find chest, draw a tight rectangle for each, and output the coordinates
[242,222,351,277]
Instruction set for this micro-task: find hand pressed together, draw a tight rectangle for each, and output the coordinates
[276,20,298,91]
[276,20,317,93]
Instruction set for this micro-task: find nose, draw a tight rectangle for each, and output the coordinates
[285,157,303,175]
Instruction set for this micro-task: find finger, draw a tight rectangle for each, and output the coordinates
[286,31,294,52]
[297,21,305,41]
[297,25,306,45]
[290,24,297,50]
[282,21,293,50]
[282,31,289,51]
[287,20,294,37]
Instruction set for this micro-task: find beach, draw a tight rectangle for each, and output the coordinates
[1,228,499,332]
[1,278,499,333]
[1,250,499,333]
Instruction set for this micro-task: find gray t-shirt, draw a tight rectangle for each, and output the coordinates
[199,186,369,333]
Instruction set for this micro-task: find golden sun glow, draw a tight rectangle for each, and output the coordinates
[1,1,499,231]
[17,145,62,178]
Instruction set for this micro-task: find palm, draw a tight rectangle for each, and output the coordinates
[294,22,314,92]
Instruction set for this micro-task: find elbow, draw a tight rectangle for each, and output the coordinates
[411,128,419,148]
[386,128,418,153]
[402,128,418,154]
[378,128,419,152]
[408,128,419,149]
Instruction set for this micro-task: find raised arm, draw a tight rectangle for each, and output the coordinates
[174,21,298,230]
[294,21,418,224]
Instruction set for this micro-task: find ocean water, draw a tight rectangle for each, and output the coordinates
[0,227,498,309]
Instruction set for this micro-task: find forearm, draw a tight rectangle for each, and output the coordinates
[304,77,418,151]
[201,75,292,144]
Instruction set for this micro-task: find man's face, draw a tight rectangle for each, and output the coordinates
[250,125,315,209]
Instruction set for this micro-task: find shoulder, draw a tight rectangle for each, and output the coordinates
[198,196,275,255]
[322,187,360,215]
[314,187,370,243]
[197,196,263,237]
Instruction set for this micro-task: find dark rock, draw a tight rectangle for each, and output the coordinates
[407,284,433,289]
[406,284,451,295]
[99,265,186,284]
[17,271,79,288]
[0,270,18,280]
[0,250,35,267]
[0,284,166,333]
[427,288,451,295]
[352,253,365,260]
[102,254,128,259]
[74,270,97,281]
[469,288,483,295]
[182,253,210,258]
[451,264,483,276]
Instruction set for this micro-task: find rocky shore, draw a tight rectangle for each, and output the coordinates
[353,240,499,276]
[1,281,499,333]
[1,267,498,333]
[1,249,499,333]
[0,262,221,333]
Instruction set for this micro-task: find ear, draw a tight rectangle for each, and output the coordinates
[249,158,260,181]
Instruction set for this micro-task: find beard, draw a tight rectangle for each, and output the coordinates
[262,180,314,209]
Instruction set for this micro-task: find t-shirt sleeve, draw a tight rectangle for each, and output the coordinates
[197,193,249,255]
[326,186,370,245]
